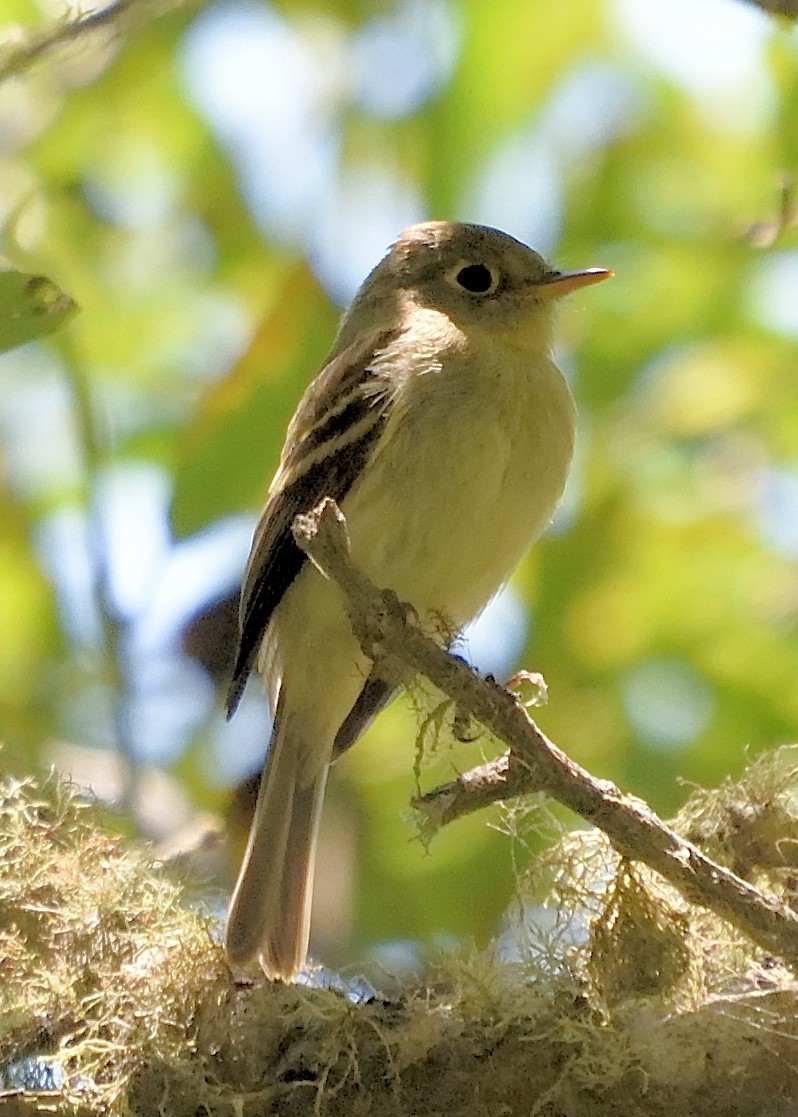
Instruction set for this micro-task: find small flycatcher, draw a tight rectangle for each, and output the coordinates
[225,221,611,981]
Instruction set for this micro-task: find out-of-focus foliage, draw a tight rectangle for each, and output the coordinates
[0,0,797,969]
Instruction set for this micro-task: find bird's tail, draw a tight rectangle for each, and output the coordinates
[225,696,329,982]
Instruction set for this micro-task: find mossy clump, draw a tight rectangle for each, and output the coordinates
[0,771,226,1110]
[3,751,798,1115]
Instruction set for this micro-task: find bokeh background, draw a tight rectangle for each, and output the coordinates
[1,0,797,974]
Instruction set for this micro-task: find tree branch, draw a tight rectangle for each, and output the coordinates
[292,497,798,969]
[0,0,194,83]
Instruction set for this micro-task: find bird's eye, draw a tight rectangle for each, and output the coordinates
[454,263,497,294]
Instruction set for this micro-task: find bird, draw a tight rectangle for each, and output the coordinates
[224,220,611,981]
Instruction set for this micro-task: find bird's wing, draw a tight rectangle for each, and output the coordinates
[225,327,398,716]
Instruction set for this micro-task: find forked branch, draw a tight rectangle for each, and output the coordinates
[292,497,798,969]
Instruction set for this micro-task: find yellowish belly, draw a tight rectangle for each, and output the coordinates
[343,352,575,625]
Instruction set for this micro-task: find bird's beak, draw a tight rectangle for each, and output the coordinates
[535,267,613,299]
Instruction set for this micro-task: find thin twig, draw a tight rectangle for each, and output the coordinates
[0,0,195,83]
[292,496,798,969]
[58,334,138,814]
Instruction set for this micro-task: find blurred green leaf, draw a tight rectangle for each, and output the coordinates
[0,268,77,354]
[0,485,62,758]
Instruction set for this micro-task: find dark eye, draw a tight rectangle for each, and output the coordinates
[454,263,496,293]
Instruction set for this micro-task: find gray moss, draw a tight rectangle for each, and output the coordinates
[3,751,798,1115]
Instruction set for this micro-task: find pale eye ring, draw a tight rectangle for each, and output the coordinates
[448,262,499,295]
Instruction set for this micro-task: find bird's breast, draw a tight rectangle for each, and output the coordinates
[342,337,576,625]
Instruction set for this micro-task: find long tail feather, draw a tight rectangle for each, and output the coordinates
[225,698,329,982]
